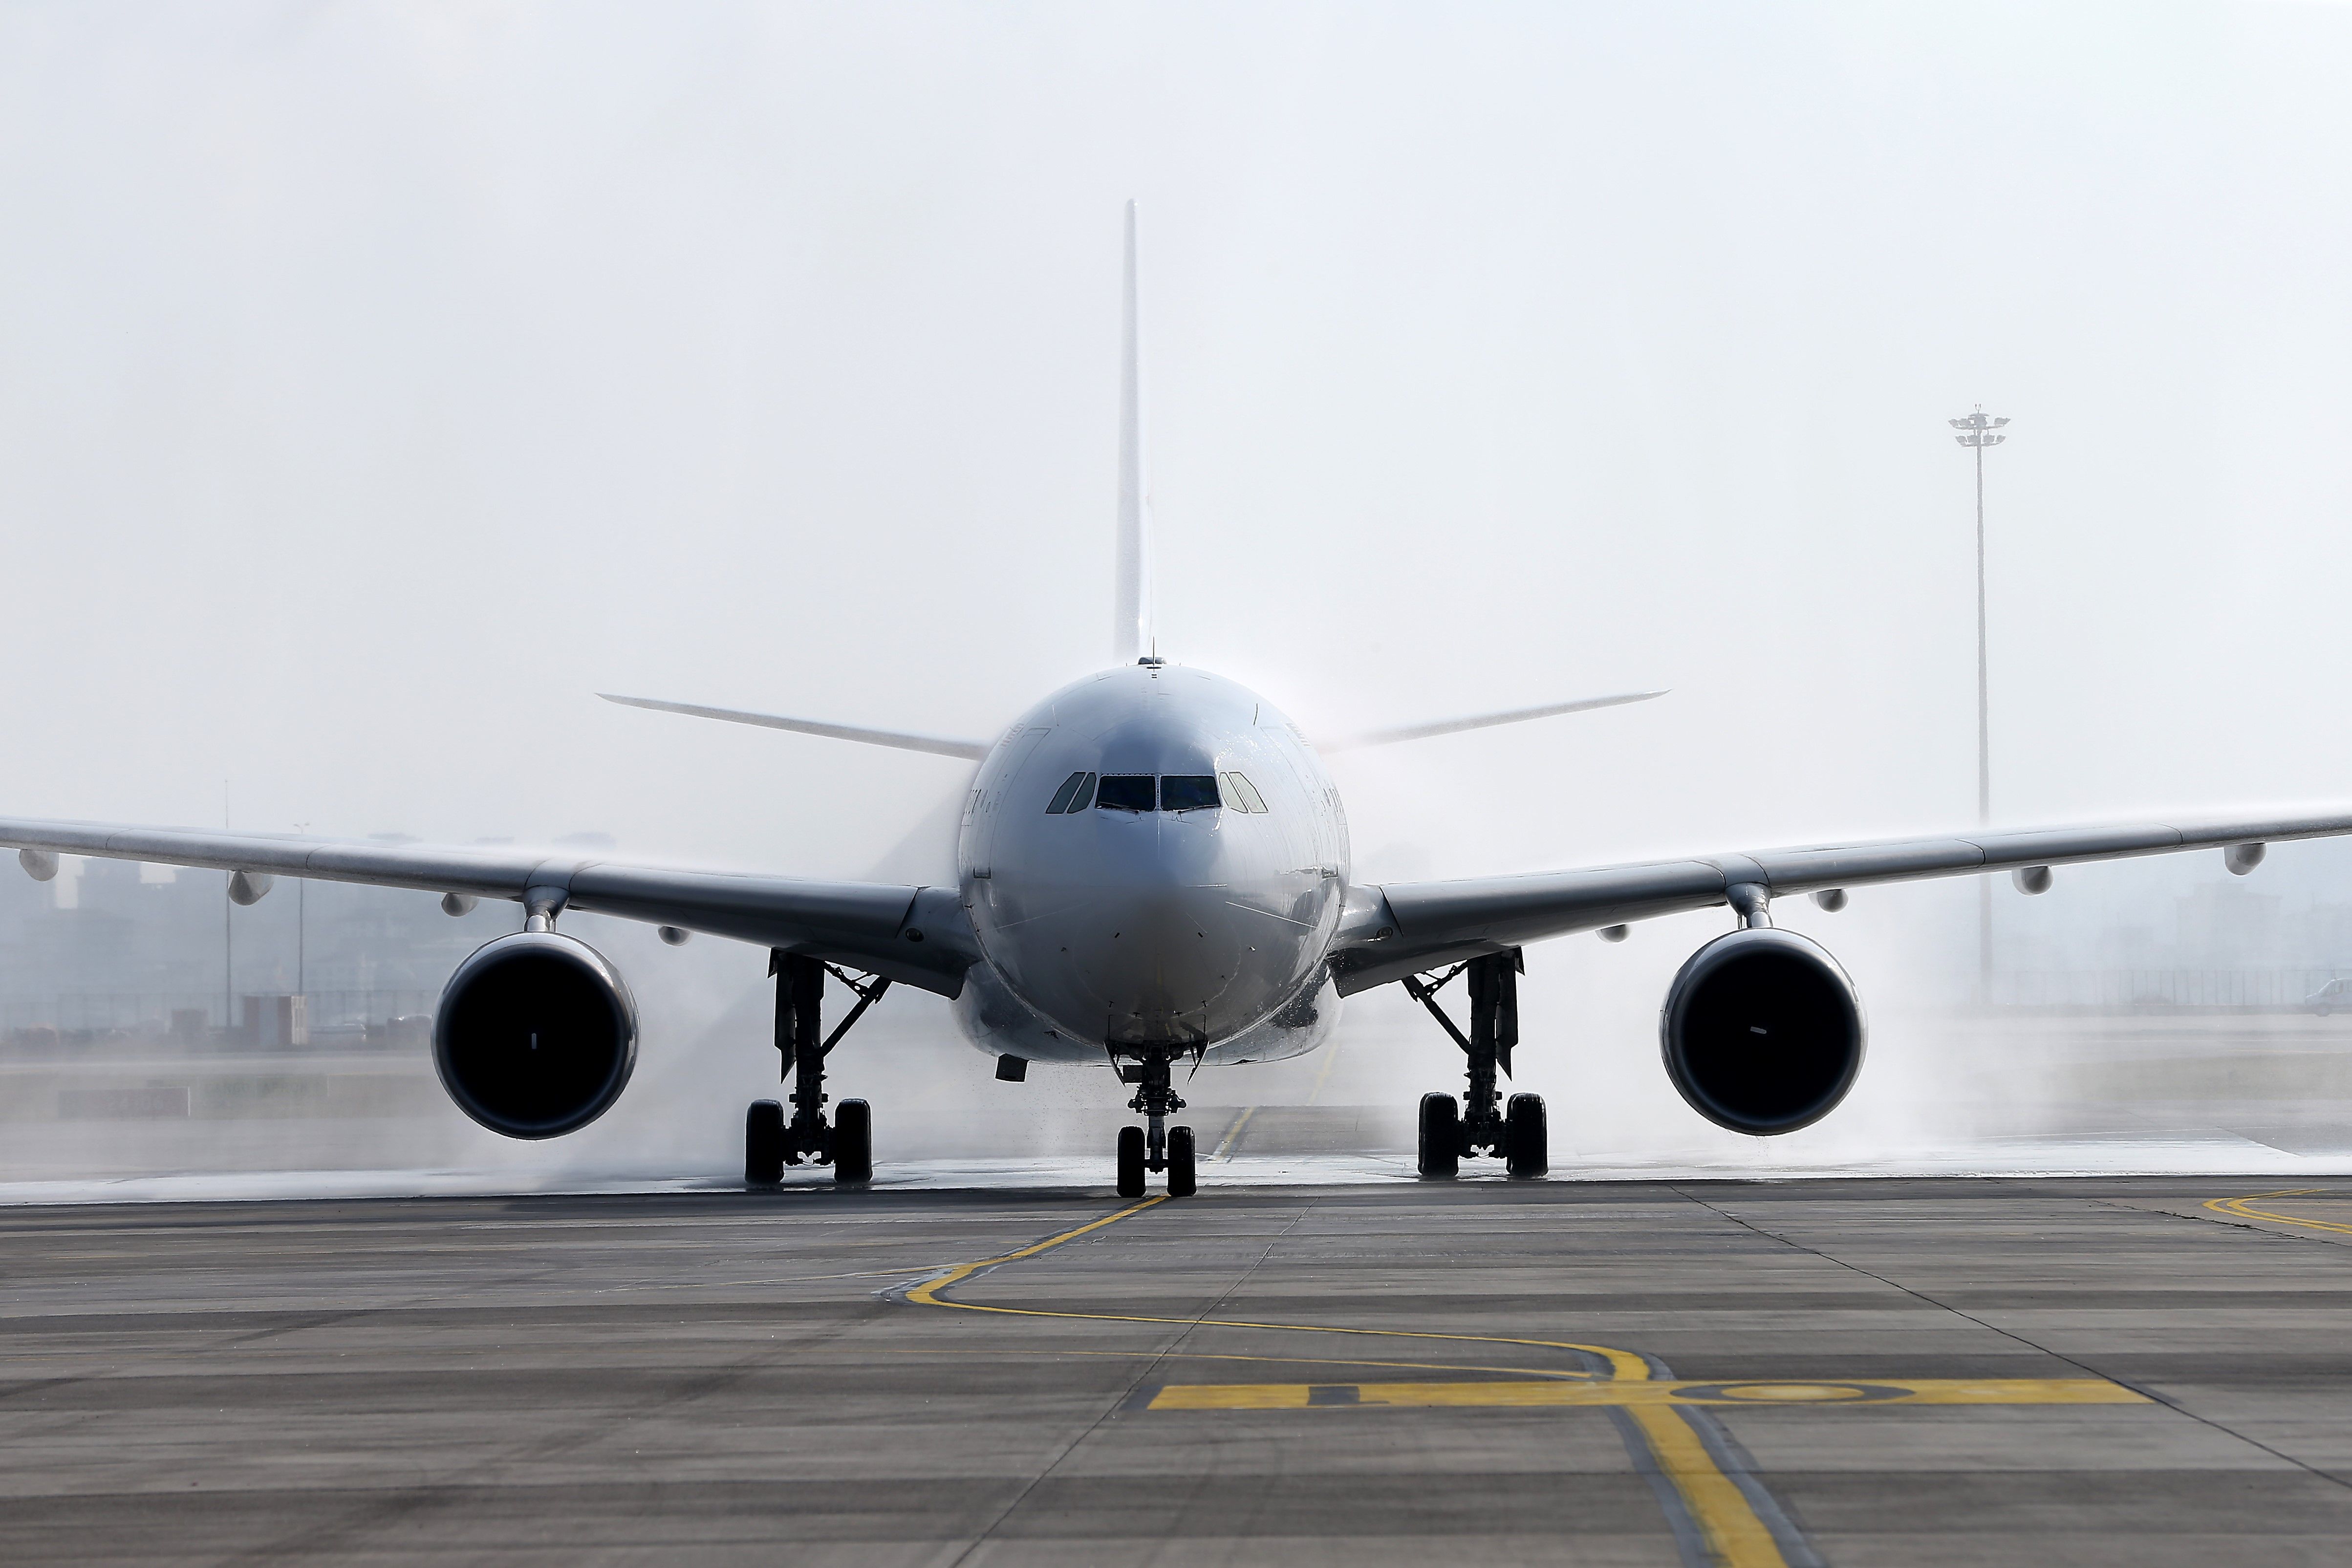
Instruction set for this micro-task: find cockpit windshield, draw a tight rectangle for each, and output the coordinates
[1159,776,1221,812]
[1095,774,1156,812]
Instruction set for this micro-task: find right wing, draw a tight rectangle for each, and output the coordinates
[1328,809,2352,994]
[0,816,981,997]
[600,693,991,761]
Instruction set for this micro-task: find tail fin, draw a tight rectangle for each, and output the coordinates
[1114,199,1154,664]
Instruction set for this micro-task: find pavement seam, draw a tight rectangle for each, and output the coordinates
[940,1196,1317,1568]
[1667,1182,2352,1501]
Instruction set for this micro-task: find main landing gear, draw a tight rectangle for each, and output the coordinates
[746,950,890,1187]
[1113,1048,1196,1200]
[1404,949,1547,1180]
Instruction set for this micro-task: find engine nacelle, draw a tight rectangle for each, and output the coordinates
[433,932,638,1139]
[1660,927,1865,1136]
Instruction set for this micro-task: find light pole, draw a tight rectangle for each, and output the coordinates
[1950,405,2009,1004]
[293,823,308,999]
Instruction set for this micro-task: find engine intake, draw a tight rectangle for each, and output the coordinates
[1661,928,1864,1136]
[433,932,638,1139]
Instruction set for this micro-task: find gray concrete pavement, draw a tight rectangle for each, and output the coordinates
[7,1177,2352,1565]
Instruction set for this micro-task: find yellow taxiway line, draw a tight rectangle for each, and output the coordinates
[1150,1376,2150,1411]
[2204,1189,2352,1236]
[902,1195,1793,1566]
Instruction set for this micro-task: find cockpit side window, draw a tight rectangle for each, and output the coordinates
[1220,772,1270,813]
[1095,774,1155,812]
[1160,775,1221,813]
[1045,771,1090,814]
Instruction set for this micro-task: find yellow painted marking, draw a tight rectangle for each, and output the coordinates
[2205,1189,2352,1236]
[904,1198,1786,1566]
[1625,1401,1788,1567]
[1149,1377,2149,1411]
[1212,1106,1256,1161]
[1305,1030,1345,1104]
[902,1195,1170,1307]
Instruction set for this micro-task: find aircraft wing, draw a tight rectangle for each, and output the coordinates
[1327,809,2352,994]
[0,816,980,997]
[599,694,991,761]
[1317,689,1667,751]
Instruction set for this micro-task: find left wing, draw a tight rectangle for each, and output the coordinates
[0,816,981,997]
[1327,809,2352,993]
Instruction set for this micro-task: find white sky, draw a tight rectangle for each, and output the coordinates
[5,1,2352,970]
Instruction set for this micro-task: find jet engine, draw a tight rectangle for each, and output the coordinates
[432,932,638,1139]
[1660,928,1864,1135]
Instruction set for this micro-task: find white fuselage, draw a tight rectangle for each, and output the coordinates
[951,664,1348,1066]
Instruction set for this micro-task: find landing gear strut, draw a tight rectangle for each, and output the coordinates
[1113,1048,1196,1199]
[746,951,889,1187]
[1405,949,1546,1180]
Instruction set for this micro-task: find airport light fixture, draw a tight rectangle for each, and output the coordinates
[1950,405,2010,1003]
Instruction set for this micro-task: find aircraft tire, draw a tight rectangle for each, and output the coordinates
[1117,1125,1146,1198]
[834,1098,873,1183]
[746,1100,784,1186]
[1418,1093,1459,1179]
[1505,1093,1549,1179]
[1167,1125,1197,1197]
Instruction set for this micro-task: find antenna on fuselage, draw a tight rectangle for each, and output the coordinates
[1115,198,1156,666]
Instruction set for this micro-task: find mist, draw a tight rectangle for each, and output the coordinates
[8,2,2352,1195]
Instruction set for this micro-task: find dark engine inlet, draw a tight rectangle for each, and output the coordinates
[1660,927,1865,1135]
[432,932,638,1139]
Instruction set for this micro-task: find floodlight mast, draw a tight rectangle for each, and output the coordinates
[1950,405,2010,1004]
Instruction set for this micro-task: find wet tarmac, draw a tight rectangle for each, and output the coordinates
[9,1176,2352,1565]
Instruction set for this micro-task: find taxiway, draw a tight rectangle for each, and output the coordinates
[7,1178,2352,1565]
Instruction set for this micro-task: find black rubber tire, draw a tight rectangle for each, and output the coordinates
[1417,1093,1459,1179]
[833,1098,872,1183]
[1116,1125,1147,1198]
[1167,1125,1197,1197]
[745,1100,784,1186]
[1505,1092,1549,1179]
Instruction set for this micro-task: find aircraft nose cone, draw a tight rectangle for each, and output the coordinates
[976,811,1329,1048]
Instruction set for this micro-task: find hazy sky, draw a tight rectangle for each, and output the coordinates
[6,0,2352,918]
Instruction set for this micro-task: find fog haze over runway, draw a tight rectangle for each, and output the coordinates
[8,3,2352,1185]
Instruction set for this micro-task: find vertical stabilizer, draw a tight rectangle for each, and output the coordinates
[1114,199,1154,664]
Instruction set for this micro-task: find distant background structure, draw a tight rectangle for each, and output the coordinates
[1952,405,2010,1002]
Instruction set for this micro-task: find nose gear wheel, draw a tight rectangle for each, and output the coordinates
[1110,1046,1195,1197]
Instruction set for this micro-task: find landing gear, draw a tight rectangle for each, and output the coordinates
[1405,949,1547,1179]
[1505,1091,1548,1179]
[747,1099,784,1185]
[744,951,889,1187]
[1111,1048,1195,1197]
[1117,1124,1145,1198]
[1168,1124,1197,1197]
[1417,1092,1458,1178]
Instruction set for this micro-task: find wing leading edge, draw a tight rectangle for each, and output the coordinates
[598,694,991,761]
[0,816,980,998]
[1329,810,2352,994]
[1318,689,1667,752]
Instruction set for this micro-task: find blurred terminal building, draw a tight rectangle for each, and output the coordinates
[10,836,2352,1057]
[0,836,611,1055]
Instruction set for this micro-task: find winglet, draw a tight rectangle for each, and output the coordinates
[1115,199,1154,665]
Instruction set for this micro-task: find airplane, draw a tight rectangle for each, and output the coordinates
[7,203,2349,1198]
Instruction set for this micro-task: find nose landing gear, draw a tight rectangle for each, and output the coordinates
[1404,949,1547,1180]
[1113,1049,1196,1198]
[746,951,889,1187]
